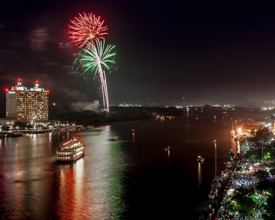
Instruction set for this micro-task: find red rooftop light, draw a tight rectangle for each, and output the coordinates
[35,80,39,83]
[17,78,22,82]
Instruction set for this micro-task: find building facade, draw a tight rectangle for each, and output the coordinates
[6,78,49,122]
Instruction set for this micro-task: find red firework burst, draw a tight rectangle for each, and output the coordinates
[68,12,108,48]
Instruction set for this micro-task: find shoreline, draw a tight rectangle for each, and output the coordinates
[199,138,275,219]
[199,153,240,219]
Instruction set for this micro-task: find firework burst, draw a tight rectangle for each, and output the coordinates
[68,12,108,48]
[74,39,116,112]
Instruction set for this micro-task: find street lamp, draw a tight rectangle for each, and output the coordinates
[237,127,242,140]
[213,139,217,180]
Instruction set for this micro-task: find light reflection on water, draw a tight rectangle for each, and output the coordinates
[198,162,202,187]
[56,161,86,219]
[0,125,127,220]
[78,125,126,219]
[0,114,254,219]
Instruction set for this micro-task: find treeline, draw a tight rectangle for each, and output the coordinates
[49,105,184,126]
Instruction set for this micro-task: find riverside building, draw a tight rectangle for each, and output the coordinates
[5,78,49,122]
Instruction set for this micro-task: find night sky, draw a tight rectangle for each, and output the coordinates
[1,1,275,110]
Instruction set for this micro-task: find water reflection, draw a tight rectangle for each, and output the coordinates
[165,146,170,159]
[131,129,135,142]
[0,116,243,219]
[0,126,127,219]
[56,160,85,219]
[198,162,202,186]
[84,125,126,219]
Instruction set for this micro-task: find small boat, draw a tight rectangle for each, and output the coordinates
[197,155,205,164]
[56,137,85,163]
[109,137,118,141]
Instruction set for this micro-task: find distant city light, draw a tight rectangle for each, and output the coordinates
[119,103,142,107]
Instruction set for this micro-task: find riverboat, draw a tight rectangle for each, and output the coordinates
[197,155,205,163]
[56,137,85,163]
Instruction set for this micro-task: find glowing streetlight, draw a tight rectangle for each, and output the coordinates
[213,140,217,180]
[237,127,242,134]
[237,127,242,139]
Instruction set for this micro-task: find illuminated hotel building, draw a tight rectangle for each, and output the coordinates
[6,78,49,122]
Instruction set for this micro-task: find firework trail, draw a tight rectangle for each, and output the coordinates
[74,40,116,112]
[68,12,116,112]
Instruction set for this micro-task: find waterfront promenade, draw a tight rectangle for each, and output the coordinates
[199,154,240,219]
[199,141,275,220]
[0,129,51,137]
[0,125,85,137]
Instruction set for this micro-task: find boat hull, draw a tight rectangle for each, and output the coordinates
[56,151,84,163]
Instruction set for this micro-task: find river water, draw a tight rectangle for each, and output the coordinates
[0,110,269,219]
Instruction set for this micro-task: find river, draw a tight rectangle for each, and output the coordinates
[0,109,269,219]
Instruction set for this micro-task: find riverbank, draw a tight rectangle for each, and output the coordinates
[199,141,275,219]
[199,154,241,219]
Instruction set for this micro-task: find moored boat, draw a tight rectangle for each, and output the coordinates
[56,137,85,163]
[109,137,118,141]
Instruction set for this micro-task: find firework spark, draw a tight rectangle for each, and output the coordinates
[74,39,116,112]
[68,12,108,48]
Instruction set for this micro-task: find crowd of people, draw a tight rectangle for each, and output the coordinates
[199,143,275,220]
